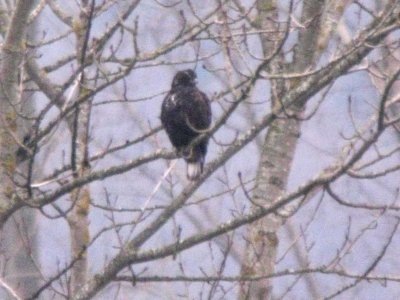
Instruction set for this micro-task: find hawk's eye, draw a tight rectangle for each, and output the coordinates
[184,70,195,80]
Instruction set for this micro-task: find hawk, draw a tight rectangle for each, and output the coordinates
[161,69,212,180]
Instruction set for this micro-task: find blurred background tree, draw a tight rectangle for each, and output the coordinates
[0,0,400,299]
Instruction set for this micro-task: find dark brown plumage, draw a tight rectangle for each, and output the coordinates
[161,70,211,180]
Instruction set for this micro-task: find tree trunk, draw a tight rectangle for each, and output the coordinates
[239,0,325,298]
[68,0,93,294]
[0,1,38,298]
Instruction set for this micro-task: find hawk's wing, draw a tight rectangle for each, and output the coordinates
[182,89,211,132]
[161,86,211,150]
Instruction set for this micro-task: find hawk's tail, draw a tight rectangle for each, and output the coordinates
[187,161,203,181]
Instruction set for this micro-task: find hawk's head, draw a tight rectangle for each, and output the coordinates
[171,69,197,88]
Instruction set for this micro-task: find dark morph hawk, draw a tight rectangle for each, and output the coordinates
[161,70,212,180]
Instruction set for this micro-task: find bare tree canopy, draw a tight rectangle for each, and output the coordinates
[0,0,400,299]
